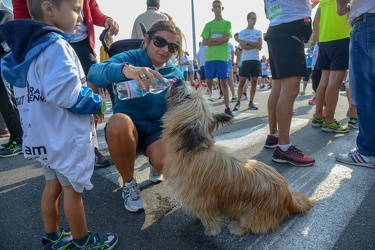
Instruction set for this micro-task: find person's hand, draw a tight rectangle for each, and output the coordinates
[337,2,350,15]
[122,65,164,91]
[94,114,105,123]
[311,0,320,8]
[104,17,119,36]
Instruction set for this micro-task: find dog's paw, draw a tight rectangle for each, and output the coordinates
[228,221,246,236]
[204,227,222,236]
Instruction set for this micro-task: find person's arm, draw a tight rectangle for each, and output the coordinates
[88,50,163,91]
[40,40,101,114]
[239,37,262,50]
[209,33,230,44]
[88,0,107,26]
[235,48,242,65]
[313,7,321,43]
[11,0,31,19]
[336,0,350,15]
[202,33,230,46]
[311,0,320,9]
[89,0,119,35]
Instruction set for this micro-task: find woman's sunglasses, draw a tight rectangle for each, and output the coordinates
[151,35,180,53]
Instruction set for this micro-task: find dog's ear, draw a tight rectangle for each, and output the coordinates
[177,121,212,152]
[213,113,233,127]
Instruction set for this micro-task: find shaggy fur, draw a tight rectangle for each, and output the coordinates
[162,79,315,236]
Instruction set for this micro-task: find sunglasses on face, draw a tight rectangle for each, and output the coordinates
[151,35,180,53]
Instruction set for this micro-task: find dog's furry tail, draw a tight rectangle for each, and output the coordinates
[289,192,316,214]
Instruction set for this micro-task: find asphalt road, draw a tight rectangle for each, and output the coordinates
[1,83,374,250]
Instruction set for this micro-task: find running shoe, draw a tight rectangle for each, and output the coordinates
[311,117,325,128]
[322,120,349,133]
[225,107,234,117]
[248,101,258,110]
[233,102,241,111]
[149,158,163,183]
[273,145,315,167]
[122,179,146,212]
[348,118,358,129]
[0,140,22,158]
[94,148,111,168]
[264,135,278,149]
[68,231,118,250]
[335,149,375,168]
[42,228,72,250]
[308,97,316,105]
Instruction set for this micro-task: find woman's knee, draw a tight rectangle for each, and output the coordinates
[106,114,133,137]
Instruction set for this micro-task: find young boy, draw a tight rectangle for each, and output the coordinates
[201,0,233,117]
[0,0,118,249]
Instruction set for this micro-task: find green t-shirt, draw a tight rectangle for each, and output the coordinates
[319,0,351,42]
[201,19,232,62]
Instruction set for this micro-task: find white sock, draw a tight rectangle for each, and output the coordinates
[278,144,291,152]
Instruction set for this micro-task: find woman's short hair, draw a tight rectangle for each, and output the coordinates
[142,19,185,62]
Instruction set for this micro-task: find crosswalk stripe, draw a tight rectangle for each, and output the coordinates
[94,112,375,249]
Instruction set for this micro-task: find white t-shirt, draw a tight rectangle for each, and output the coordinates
[236,44,243,67]
[14,39,96,193]
[228,42,234,62]
[311,44,319,70]
[264,0,311,26]
[348,1,375,26]
[71,11,88,42]
[238,28,262,61]
[180,55,189,71]
[197,45,207,67]
[261,61,268,75]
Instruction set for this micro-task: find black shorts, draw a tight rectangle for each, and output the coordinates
[311,68,322,92]
[267,36,307,80]
[239,60,261,78]
[265,19,310,79]
[302,68,312,81]
[70,37,97,75]
[316,38,349,71]
[199,66,206,80]
[104,124,162,156]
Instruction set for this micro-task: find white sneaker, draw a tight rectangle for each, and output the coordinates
[149,165,164,183]
[336,149,375,169]
[122,179,146,212]
[241,94,248,101]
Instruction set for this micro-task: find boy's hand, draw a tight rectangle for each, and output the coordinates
[95,100,106,123]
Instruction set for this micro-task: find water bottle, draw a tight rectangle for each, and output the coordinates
[116,78,176,100]
[116,80,147,100]
[149,78,176,94]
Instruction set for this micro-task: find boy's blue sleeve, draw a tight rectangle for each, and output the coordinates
[68,85,102,114]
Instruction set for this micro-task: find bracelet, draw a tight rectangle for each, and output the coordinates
[122,63,131,78]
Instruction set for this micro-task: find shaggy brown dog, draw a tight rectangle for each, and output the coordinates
[162,79,315,236]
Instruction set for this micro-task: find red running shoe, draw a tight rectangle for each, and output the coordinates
[264,135,278,148]
[273,145,315,167]
[308,97,316,105]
